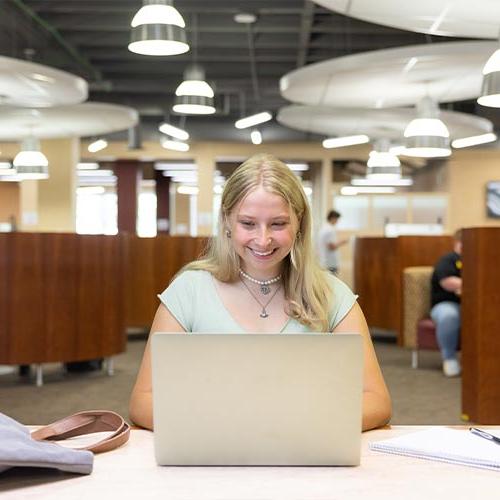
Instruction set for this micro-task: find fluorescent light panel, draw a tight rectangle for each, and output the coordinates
[154,162,196,171]
[158,122,189,141]
[451,133,497,149]
[88,139,108,153]
[351,177,413,186]
[341,186,396,195]
[250,130,262,145]
[161,139,190,152]
[78,169,114,177]
[322,134,370,149]
[235,112,272,129]
[286,163,309,171]
[77,162,99,170]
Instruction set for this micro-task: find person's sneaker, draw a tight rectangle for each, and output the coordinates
[443,359,461,377]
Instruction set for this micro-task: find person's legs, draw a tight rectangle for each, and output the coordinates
[430,301,461,375]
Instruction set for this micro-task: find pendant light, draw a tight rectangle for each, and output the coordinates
[128,0,189,56]
[233,13,272,136]
[403,97,451,158]
[13,137,49,180]
[172,64,215,115]
[352,139,413,186]
[477,46,500,107]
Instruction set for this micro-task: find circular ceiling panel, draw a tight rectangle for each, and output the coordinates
[0,103,139,140]
[313,0,500,39]
[0,56,88,108]
[280,41,497,108]
[277,105,493,141]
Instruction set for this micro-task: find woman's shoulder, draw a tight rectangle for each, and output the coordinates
[171,268,212,287]
[324,271,354,295]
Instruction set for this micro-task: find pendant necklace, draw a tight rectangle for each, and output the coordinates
[239,268,282,295]
[240,277,282,318]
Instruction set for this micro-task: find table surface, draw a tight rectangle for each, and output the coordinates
[1,426,499,500]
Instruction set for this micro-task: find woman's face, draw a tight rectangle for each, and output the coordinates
[229,186,298,278]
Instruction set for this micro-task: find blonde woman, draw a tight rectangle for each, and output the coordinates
[129,153,391,431]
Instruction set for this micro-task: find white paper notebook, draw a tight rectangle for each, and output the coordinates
[370,427,500,471]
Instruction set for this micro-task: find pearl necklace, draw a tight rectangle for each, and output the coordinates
[238,268,282,295]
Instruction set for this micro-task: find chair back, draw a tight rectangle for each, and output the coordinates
[402,266,433,348]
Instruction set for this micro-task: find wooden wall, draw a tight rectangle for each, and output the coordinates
[353,235,453,344]
[461,227,500,424]
[124,235,208,328]
[0,233,209,365]
[0,233,126,364]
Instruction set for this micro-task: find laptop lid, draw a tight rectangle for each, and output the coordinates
[151,332,363,466]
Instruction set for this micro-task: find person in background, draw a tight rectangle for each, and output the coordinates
[430,229,463,377]
[129,153,391,432]
[317,210,348,274]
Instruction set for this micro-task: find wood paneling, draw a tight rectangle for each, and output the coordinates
[354,237,399,332]
[0,233,125,364]
[0,233,212,364]
[124,235,208,328]
[354,235,453,344]
[461,227,500,424]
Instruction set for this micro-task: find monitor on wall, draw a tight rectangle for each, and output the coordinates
[486,181,500,218]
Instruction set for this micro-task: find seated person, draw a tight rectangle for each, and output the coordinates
[430,229,463,377]
[129,153,392,431]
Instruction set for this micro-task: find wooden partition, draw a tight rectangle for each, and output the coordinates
[461,227,500,424]
[0,233,126,365]
[124,235,208,328]
[354,235,452,344]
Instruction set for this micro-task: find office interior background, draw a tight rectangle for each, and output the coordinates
[0,0,499,425]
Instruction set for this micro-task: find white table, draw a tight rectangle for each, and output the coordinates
[1,427,498,500]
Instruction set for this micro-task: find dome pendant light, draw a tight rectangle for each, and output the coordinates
[172,64,216,115]
[128,0,189,56]
[478,47,500,107]
[13,137,49,180]
[403,97,451,158]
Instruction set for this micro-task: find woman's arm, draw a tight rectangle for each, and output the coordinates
[333,302,392,431]
[129,304,186,430]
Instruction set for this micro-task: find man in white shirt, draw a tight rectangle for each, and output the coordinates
[317,210,348,274]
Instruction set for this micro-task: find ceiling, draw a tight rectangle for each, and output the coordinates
[0,0,491,144]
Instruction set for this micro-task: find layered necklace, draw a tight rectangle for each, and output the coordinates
[238,268,281,295]
[240,277,282,319]
[238,268,283,319]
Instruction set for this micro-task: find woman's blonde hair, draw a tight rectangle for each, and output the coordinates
[185,153,332,331]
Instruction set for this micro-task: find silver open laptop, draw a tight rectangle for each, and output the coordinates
[151,332,363,466]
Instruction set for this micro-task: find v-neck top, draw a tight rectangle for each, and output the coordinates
[158,270,357,333]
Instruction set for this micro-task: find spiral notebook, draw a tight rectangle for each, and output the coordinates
[370,427,500,471]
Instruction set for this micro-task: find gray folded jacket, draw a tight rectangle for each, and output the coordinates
[0,412,93,475]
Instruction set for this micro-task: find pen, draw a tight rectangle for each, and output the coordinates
[469,427,500,445]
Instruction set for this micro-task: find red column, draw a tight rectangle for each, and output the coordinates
[155,170,171,234]
[115,160,142,234]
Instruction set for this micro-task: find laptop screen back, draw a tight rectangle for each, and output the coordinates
[151,332,363,466]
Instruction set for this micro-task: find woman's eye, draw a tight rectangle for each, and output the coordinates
[272,222,286,227]
[240,221,254,227]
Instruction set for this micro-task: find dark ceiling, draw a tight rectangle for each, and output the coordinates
[1,0,487,143]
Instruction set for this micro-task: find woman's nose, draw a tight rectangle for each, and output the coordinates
[255,228,272,246]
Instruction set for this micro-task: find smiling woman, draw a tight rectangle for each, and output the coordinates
[129,153,392,432]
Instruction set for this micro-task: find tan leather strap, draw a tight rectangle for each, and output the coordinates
[31,410,130,454]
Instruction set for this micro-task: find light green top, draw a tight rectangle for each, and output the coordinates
[158,270,357,333]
